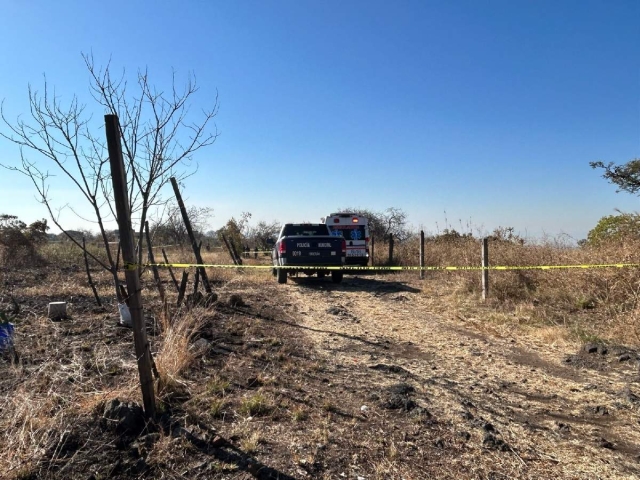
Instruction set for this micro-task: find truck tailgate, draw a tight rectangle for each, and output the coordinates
[283,237,342,265]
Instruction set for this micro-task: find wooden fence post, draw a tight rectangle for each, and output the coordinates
[370,236,375,266]
[169,177,212,294]
[482,237,489,301]
[105,114,156,419]
[420,230,425,280]
[177,271,189,307]
[388,233,394,265]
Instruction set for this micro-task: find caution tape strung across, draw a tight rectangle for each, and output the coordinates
[123,262,640,272]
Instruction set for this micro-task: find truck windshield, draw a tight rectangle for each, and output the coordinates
[283,225,328,236]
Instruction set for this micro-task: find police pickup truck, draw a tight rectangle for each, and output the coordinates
[272,223,346,284]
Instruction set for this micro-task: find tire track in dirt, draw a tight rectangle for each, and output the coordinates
[277,274,640,479]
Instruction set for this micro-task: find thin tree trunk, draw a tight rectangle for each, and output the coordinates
[114,241,123,303]
[83,236,102,307]
[144,221,166,303]
[162,248,180,293]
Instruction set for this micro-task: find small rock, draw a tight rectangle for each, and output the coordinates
[598,345,608,355]
[618,353,632,362]
[360,405,369,413]
[457,431,471,441]
[434,438,445,448]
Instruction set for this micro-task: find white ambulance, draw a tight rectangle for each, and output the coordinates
[323,212,370,266]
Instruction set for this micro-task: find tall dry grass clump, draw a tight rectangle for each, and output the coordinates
[154,307,209,399]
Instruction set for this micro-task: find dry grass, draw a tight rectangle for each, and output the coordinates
[238,392,271,417]
[154,306,209,399]
[381,235,640,347]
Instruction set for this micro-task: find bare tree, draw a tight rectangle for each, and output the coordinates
[246,220,280,249]
[151,202,213,247]
[1,54,219,300]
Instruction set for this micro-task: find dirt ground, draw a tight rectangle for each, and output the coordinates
[1,266,640,479]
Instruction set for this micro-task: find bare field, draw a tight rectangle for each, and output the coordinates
[1,261,640,479]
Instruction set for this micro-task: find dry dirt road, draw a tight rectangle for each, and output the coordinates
[257,272,640,479]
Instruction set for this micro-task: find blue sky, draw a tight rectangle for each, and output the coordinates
[0,0,638,240]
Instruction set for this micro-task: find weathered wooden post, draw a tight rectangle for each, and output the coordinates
[105,114,156,419]
[170,177,212,294]
[370,236,375,266]
[177,271,189,307]
[482,237,489,301]
[420,230,425,280]
[388,233,394,265]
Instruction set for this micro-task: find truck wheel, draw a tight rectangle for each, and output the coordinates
[272,268,277,277]
[277,268,287,284]
[331,271,343,284]
[317,271,326,278]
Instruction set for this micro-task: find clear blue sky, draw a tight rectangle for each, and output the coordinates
[1,0,638,241]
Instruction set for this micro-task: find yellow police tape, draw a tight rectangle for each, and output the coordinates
[124,262,640,272]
